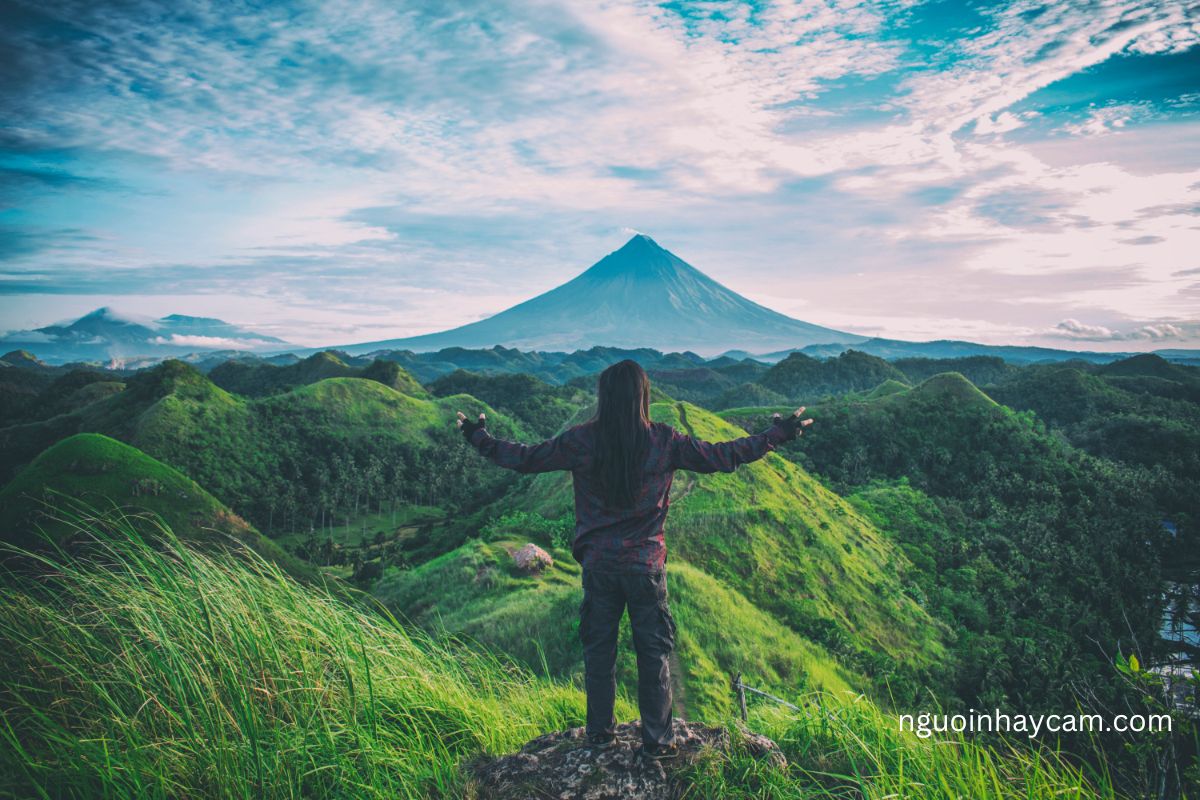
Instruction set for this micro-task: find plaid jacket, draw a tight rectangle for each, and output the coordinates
[468,418,789,573]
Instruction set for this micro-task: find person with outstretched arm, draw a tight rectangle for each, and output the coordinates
[455,359,811,760]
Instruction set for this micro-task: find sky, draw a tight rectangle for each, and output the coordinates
[0,0,1198,351]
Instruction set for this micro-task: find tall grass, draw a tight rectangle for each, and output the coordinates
[0,508,592,799]
[683,697,1118,799]
[0,505,1122,799]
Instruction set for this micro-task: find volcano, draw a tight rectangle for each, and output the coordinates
[343,235,863,355]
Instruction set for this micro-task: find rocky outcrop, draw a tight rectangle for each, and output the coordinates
[467,718,785,799]
[511,542,553,575]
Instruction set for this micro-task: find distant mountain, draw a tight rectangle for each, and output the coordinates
[334,234,866,355]
[0,307,289,364]
[786,337,1169,365]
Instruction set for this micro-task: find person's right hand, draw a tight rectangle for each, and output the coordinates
[771,407,813,442]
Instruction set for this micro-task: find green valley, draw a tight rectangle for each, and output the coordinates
[0,345,1196,798]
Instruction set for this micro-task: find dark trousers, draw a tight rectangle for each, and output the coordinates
[579,568,677,746]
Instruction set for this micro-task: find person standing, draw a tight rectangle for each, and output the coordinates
[457,359,810,759]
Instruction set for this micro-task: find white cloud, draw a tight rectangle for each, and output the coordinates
[3,0,1198,350]
[1051,318,1116,339]
[1060,104,1153,137]
[1128,323,1186,340]
[974,111,1035,135]
[1048,318,1193,341]
[149,334,279,349]
[0,329,57,343]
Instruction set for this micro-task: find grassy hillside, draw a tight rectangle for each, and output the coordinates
[759,350,909,401]
[0,433,314,579]
[0,362,536,550]
[464,400,948,702]
[0,513,602,799]
[656,401,947,687]
[892,355,1016,387]
[207,351,429,398]
[863,378,910,399]
[987,363,1200,513]
[427,369,589,437]
[374,538,860,719]
[723,373,1167,721]
[0,513,1122,799]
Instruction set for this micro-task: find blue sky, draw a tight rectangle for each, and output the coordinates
[1,0,1197,349]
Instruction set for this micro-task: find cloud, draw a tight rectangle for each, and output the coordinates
[974,111,1036,135]
[1059,103,1155,137]
[1051,318,1117,339]
[1048,318,1194,341]
[0,328,57,343]
[149,334,278,349]
[1,0,1198,350]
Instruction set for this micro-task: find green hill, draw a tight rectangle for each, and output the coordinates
[1097,352,1199,383]
[0,349,47,368]
[0,433,311,579]
[427,369,589,437]
[862,378,911,400]
[747,371,1166,717]
[758,350,908,401]
[655,402,946,683]
[713,380,788,410]
[359,358,428,396]
[0,507,1122,799]
[0,362,535,551]
[906,371,996,406]
[207,351,429,398]
[892,355,1016,387]
[374,538,860,719]
[456,400,948,701]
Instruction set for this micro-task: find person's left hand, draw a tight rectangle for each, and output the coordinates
[456,410,487,442]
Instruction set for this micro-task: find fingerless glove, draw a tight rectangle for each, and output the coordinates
[460,415,487,443]
[769,412,804,442]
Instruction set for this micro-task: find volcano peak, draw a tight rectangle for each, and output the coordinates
[335,236,863,355]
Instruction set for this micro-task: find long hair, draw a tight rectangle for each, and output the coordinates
[590,359,651,508]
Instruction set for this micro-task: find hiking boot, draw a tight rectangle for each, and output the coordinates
[587,732,615,748]
[639,742,679,760]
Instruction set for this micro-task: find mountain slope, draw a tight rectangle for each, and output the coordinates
[464,399,948,698]
[0,433,312,579]
[337,235,863,355]
[0,361,535,547]
[733,371,1166,713]
[0,513,1115,799]
[0,307,289,364]
[759,350,909,400]
[207,351,429,397]
[374,538,860,720]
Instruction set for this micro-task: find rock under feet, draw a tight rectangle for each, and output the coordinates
[467,718,786,800]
